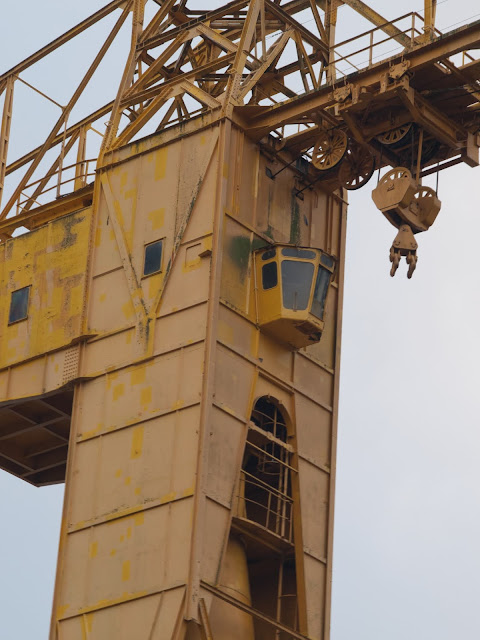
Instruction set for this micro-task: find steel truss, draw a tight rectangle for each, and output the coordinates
[1,0,479,232]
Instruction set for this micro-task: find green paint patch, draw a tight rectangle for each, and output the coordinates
[229,235,251,283]
[251,237,268,251]
[290,192,301,244]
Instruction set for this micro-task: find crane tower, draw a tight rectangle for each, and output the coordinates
[1,1,480,638]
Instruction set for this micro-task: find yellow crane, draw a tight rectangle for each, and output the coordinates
[0,1,479,638]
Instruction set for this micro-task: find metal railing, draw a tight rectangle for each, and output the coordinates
[16,158,96,215]
[234,470,294,543]
[330,11,477,81]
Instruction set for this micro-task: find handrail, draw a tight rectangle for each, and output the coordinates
[16,158,96,214]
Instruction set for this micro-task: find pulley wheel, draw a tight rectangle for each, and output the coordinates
[377,123,413,146]
[338,142,375,190]
[312,129,348,171]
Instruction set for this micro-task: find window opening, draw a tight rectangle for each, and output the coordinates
[231,397,300,637]
[262,261,278,290]
[8,286,30,324]
[143,239,163,276]
[320,253,335,269]
[311,266,331,320]
[261,248,276,261]
[237,397,293,542]
[281,260,314,310]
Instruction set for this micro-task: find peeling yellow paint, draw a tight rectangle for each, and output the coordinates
[130,366,146,385]
[89,542,98,559]
[0,209,91,370]
[122,300,135,320]
[124,188,138,249]
[130,426,144,459]
[154,148,168,180]
[113,383,125,401]
[134,512,144,526]
[160,491,176,504]
[83,613,94,635]
[110,549,117,557]
[121,560,130,581]
[147,273,162,299]
[106,372,118,390]
[56,604,70,619]
[115,469,122,478]
[148,208,165,230]
[124,476,131,486]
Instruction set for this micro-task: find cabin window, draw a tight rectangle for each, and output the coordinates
[281,260,314,310]
[143,239,163,276]
[281,247,316,260]
[262,262,278,290]
[261,248,276,261]
[8,286,30,324]
[311,266,331,320]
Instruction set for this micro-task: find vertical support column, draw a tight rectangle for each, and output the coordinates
[74,126,88,191]
[185,119,231,621]
[424,0,437,41]
[0,75,15,212]
[325,0,338,85]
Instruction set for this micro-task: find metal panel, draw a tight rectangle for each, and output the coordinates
[295,395,332,470]
[0,209,91,371]
[57,499,193,616]
[68,405,200,526]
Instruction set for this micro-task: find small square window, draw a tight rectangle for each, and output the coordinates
[143,240,163,276]
[9,286,30,324]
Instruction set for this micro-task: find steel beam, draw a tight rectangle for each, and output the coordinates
[0,0,127,83]
[0,76,14,209]
[0,2,132,221]
[340,0,412,48]
[241,18,480,136]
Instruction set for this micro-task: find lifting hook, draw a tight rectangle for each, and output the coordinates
[389,224,418,279]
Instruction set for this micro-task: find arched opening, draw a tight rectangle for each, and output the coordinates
[236,396,293,542]
[229,396,299,637]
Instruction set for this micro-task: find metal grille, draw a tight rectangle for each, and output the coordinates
[236,468,294,542]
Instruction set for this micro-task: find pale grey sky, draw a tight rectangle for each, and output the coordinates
[1,1,480,638]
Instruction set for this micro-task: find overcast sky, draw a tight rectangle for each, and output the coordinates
[1,1,480,638]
